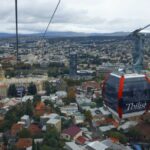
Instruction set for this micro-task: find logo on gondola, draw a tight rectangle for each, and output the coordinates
[126,102,147,111]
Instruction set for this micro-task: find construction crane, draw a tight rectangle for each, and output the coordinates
[129,24,150,72]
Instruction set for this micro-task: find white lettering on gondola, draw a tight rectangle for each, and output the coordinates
[126,102,147,111]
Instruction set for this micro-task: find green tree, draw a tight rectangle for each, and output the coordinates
[33,95,41,106]
[32,140,36,150]
[67,87,76,102]
[25,100,33,116]
[33,115,40,122]
[47,68,58,77]
[62,118,73,129]
[84,110,92,123]
[41,145,51,150]
[49,84,57,94]
[43,127,60,148]
[90,102,96,108]
[7,84,17,97]
[108,131,128,144]
[36,143,41,150]
[5,70,16,78]
[28,82,37,95]
[44,81,51,96]
[0,104,26,131]
[95,97,103,107]
[127,128,141,140]
[19,128,31,138]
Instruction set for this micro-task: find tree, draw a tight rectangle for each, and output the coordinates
[95,97,103,107]
[67,87,76,102]
[44,127,59,146]
[0,104,27,132]
[127,128,141,140]
[62,118,73,129]
[90,102,96,108]
[84,110,92,123]
[19,128,31,138]
[43,127,66,150]
[32,140,36,150]
[33,95,41,106]
[49,84,57,94]
[7,84,17,97]
[25,100,33,116]
[108,131,128,144]
[5,70,16,78]
[28,82,37,95]
[41,145,52,150]
[33,115,40,122]
[44,81,51,96]
[47,68,58,77]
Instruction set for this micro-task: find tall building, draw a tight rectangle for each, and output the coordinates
[69,52,77,77]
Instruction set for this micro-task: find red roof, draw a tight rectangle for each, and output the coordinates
[35,102,45,110]
[16,138,32,149]
[28,124,41,136]
[110,137,119,143]
[76,136,87,145]
[105,118,119,128]
[62,125,81,138]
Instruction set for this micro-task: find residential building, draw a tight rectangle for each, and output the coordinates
[61,125,82,141]
[60,103,78,116]
[85,141,108,150]
[46,118,61,132]
[40,113,60,126]
[21,115,30,128]
[73,112,85,125]
[65,142,83,150]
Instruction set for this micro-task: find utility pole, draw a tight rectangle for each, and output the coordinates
[15,0,19,62]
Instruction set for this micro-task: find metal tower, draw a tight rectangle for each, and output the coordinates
[130,24,150,72]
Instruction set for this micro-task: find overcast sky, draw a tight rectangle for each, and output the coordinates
[1,0,150,33]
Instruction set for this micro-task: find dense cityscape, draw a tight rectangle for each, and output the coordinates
[0,0,150,150]
[0,34,149,150]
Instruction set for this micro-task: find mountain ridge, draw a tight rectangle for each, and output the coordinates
[0,31,132,38]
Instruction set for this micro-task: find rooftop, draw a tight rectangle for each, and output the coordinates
[66,142,82,150]
[16,138,32,149]
[86,141,108,150]
[29,124,41,136]
[21,115,29,120]
[47,118,60,124]
[62,125,81,137]
[111,72,145,79]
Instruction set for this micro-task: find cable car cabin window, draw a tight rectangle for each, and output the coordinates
[105,85,117,97]
[123,77,150,102]
[104,75,119,111]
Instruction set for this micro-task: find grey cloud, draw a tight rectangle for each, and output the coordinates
[0,0,150,33]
